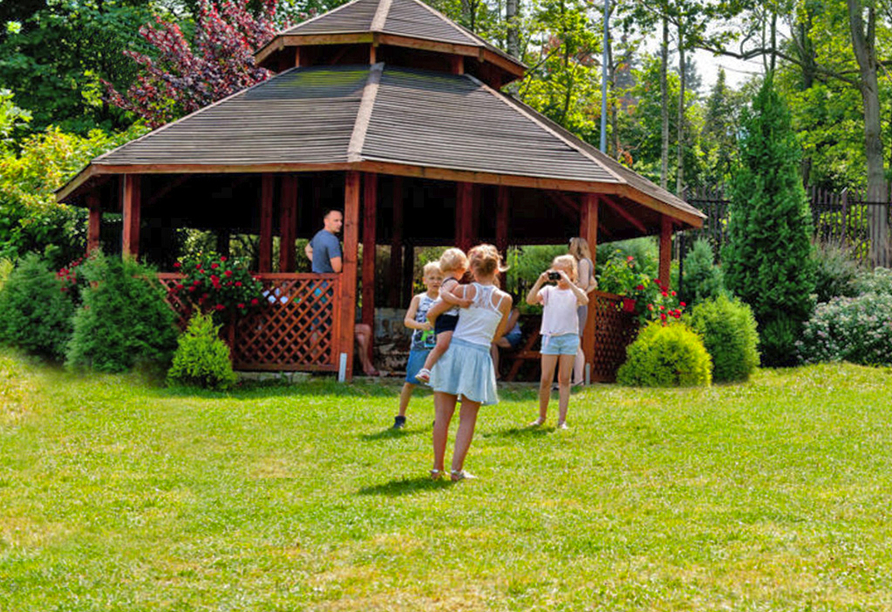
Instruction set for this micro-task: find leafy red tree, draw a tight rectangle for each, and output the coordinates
[106,0,295,128]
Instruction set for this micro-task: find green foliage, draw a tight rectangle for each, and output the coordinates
[688,295,759,383]
[853,267,892,296]
[167,310,237,390]
[0,125,146,265]
[812,240,862,303]
[617,321,712,387]
[798,293,892,366]
[0,88,32,150]
[0,258,13,289]
[66,252,178,373]
[0,0,153,133]
[700,69,740,186]
[681,238,726,305]
[595,238,658,278]
[0,252,74,360]
[723,77,816,367]
[505,244,565,311]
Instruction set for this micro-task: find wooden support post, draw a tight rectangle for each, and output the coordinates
[369,44,377,64]
[340,171,361,382]
[122,175,141,258]
[259,174,274,273]
[361,172,377,341]
[659,215,672,287]
[279,175,298,272]
[496,185,509,259]
[403,242,415,305]
[389,177,404,307]
[87,193,101,254]
[456,182,473,252]
[294,47,301,68]
[451,55,464,75]
[580,193,599,378]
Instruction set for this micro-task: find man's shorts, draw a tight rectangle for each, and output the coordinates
[541,333,580,356]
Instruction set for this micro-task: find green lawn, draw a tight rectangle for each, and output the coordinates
[2,349,892,611]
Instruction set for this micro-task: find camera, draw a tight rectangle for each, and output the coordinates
[548,271,561,281]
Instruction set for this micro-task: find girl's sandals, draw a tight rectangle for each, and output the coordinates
[430,469,444,480]
[450,469,476,482]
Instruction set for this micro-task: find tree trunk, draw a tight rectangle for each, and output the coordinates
[848,0,888,266]
[506,0,519,58]
[676,24,686,195]
[660,17,669,190]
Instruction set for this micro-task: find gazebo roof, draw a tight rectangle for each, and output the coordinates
[58,64,704,230]
[254,0,526,85]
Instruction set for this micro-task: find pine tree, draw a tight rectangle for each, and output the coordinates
[723,76,815,367]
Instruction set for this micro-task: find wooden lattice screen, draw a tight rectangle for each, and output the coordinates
[590,291,638,382]
[157,273,341,371]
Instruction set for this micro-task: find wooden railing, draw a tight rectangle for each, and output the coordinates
[589,290,638,382]
[158,273,341,371]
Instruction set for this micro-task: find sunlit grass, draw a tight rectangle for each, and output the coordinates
[2,347,891,610]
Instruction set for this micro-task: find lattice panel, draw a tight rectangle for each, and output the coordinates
[590,292,639,382]
[156,273,191,329]
[232,276,341,371]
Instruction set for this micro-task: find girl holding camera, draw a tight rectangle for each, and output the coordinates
[526,254,589,429]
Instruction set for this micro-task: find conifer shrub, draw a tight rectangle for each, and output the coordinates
[66,253,178,373]
[617,322,712,387]
[798,293,892,366]
[0,258,13,289]
[812,241,861,303]
[0,252,74,360]
[681,238,727,306]
[167,310,237,390]
[722,77,815,367]
[688,295,759,383]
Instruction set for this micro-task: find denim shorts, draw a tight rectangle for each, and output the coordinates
[541,333,580,356]
[405,348,431,384]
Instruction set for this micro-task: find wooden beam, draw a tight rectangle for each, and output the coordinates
[340,171,361,382]
[279,175,298,272]
[87,193,101,254]
[259,174,274,273]
[389,176,404,307]
[361,172,377,339]
[580,193,599,372]
[496,185,509,258]
[659,215,672,287]
[601,194,649,234]
[456,182,473,252]
[122,175,141,258]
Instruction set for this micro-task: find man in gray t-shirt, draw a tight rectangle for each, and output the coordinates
[305,209,343,273]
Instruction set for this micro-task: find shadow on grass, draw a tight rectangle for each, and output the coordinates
[357,476,452,496]
[481,425,553,439]
[359,428,425,441]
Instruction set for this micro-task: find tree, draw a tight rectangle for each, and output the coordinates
[0,89,32,150]
[723,76,815,367]
[700,68,739,184]
[106,0,287,128]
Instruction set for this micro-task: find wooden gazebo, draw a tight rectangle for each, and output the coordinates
[57,0,705,381]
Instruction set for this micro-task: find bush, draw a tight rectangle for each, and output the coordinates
[812,241,861,303]
[596,238,658,278]
[688,295,759,383]
[723,78,815,367]
[0,253,74,360]
[617,322,712,387]
[681,238,727,306]
[0,258,13,289]
[797,293,892,366]
[853,267,892,297]
[167,310,237,390]
[66,253,178,373]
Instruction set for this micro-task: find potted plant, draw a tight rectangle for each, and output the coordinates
[597,255,685,325]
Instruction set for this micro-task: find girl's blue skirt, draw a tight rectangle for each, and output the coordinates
[430,337,498,406]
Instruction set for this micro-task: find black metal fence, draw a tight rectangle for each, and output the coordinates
[682,186,892,268]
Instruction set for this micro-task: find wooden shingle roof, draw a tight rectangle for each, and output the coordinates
[59,64,704,228]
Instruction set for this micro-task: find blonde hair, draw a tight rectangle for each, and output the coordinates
[422,261,441,277]
[439,248,469,274]
[569,237,592,261]
[468,243,506,278]
[552,254,578,282]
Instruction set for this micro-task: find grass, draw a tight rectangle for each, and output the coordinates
[2,347,892,611]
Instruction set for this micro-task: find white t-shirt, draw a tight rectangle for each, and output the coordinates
[539,286,579,337]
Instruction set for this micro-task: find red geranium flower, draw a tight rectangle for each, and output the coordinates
[224,270,233,277]
[173,262,181,268]
[211,263,219,269]
[220,256,228,262]
[215,304,225,311]
[251,298,259,306]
